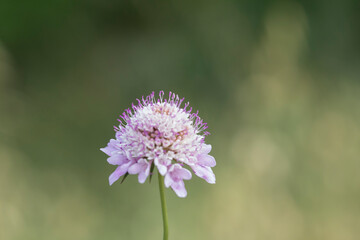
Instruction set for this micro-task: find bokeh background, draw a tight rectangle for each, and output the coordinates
[1,0,360,239]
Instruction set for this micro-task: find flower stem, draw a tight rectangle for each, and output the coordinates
[158,171,169,240]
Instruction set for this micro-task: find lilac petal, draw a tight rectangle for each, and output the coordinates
[101,139,118,156]
[128,159,150,183]
[143,161,151,176]
[164,173,173,188]
[138,162,151,184]
[171,181,187,198]
[109,166,126,185]
[128,163,143,174]
[107,154,127,165]
[155,158,169,175]
[192,165,216,184]
[100,147,112,156]
[201,144,212,154]
[197,154,216,167]
[138,172,148,184]
[157,164,167,176]
[109,161,133,185]
[174,167,192,180]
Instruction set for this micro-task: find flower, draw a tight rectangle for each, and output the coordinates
[101,91,216,197]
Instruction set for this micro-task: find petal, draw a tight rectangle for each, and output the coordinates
[157,164,168,176]
[155,158,169,175]
[129,160,150,183]
[201,144,212,154]
[138,172,148,184]
[171,181,187,198]
[107,154,127,165]
[128,162,143,174]
[180,168,192,180]
[174,167,192,180]
[197,154,216,167]
[164,173,173,188]
[109,166,126,185]
[108,161,133,185]
[100,147,112,156]
[144,161,151,175]
[192,165,216,184]
[101,139,118,156]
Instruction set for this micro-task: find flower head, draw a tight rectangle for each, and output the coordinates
[101,91,216,197]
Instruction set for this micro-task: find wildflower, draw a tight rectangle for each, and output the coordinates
[101,91,216,197]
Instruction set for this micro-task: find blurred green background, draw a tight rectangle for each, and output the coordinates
[1,0,360,239]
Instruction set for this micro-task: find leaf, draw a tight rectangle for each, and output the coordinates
[148,162,155,183]
[120,172,129,184]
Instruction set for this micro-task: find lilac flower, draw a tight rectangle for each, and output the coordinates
[101,91,216,197]
[165,164,192,197]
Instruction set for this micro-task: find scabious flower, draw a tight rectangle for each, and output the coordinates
[101,91,216,197]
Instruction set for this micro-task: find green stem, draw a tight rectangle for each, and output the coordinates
[158,171,169,240]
